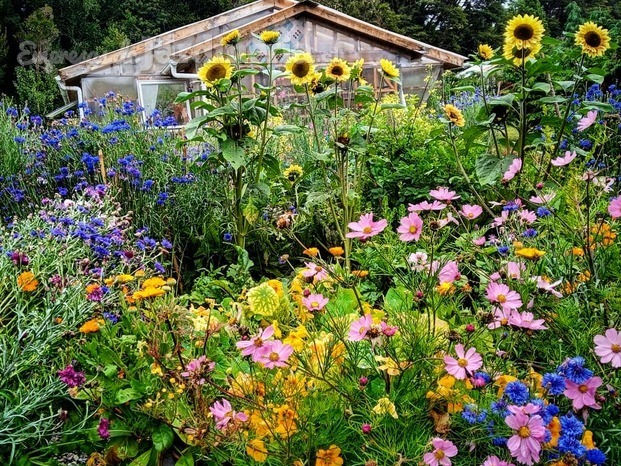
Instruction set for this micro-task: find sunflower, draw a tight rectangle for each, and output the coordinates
[379,58,399,78]
[575,22,610,58]
[259,30,281,45]
[283,164,303,181]
[477,44,494,60]
[504,14,545,50]
[502,41,542,66]
[285,52,316,86]
[197,57,233,87]
[221,29,241,47]
[443,104,465,127]
[325,57,351,82]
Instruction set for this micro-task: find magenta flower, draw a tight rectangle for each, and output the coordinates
[577,110,597,131]
[505,262,524,280]
[256,340,294,369]
[438,261,460,284]
[409,200,446,212]
[551,150,577,167]
[529,193,555,204]
[97,418,110,440]
[381,321,398,337]
[482,456,515,466]
[429,187,460,202]
[209,398,249,430]
[508,310,548,331]
[486,282,522,311]
[348,313,373,341]
[505,409,546,465]
[397,212,423,241]
[57,364,86,388]
[444,344,483,380]
[302,293,329,312]
[346,213,388,241]
[608,197,621,219]
[594,328,621,368]
[473,236,486,246]
[535,276,562,298]
[422,438,458,466]
[236,325,275,361]
[302,262,329,281]
[502,158,522,182]
[460,204,483,220]
[180,355,214,385]
[564,376,602,410]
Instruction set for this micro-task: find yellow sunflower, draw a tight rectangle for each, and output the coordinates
[575,22,610,57]
[379,58,399,78]
[443,104,465,127]
[197,56,234,87]
[259,30,281,45]
[285,52,316,86]
[221,29,241,47]
[478,44,494,60]
[504,14,545,50]
[325,57,351,82]
[503,41,542,66]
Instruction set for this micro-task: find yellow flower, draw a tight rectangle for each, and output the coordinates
[515,247,546,260]
[570,247,584,256]
[315,445,343,466]
[436,282,456,296]
[478,44,494,60]
[375,355,404,376]
[503,41,542,66]
[443,104,465,127]
[303,247,319,257]
[283,325,309,352]
[283,164,303,181]
[379,58,399,78]
[273,404,298,438]
[575,22,610,57]
[547,416,561,447]
[582,430,596,449]
[150,362,163,376]
[246,438,268,462]
[352,270,369,278]
[504,14,545,50]
[197,56,234,87]
[133,286,166,300]
[372,397,398,419]
[142,277,167,289]
[259,30,280,45]
[325,57,351,82]
[221,29,241,47]
[79,318,101,334]
[17,271,38,292]
[285,52,316,86]
[267,279,284,298]
[328,246,344,256]
[247,282,280,317]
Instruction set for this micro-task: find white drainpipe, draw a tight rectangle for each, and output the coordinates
[167,61,206,91]
[55,76,85,120]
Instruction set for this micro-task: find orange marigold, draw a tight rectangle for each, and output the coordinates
[79,318,101,334]
[17,271,39,292]
[315,445,343,466]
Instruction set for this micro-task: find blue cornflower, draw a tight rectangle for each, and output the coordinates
[223,232,233,242]
[579,139,593,150]
[497,245,509,256]
[558,436,586,457]
[156,192,169,206]
[491,437,507,446]
[161,238,172,249]
[154,261,166,274]
[586,449,607,465]
[14,136,25,144]
[504,381,530,405]
[103,312,119,324]
[490,400,508,415]
[542,373,566,395]
[503,201,520,212]
[560,413,583,437]
[559,356,593,384]
[522,228,537,238]
[537,207,552,217]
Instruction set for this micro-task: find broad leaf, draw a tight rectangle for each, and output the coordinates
[152,424,174,453]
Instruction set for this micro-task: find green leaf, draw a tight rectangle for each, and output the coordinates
[531,82,551,94]
[128,449,152,466]
[272,125,303,135]
[174,90,213,103]
[554,80,575,91]
[451,85,476,93]
[152,424,174,453]
[116,388,142,404]
[184,115,210,139]
[582,101,614,113]
[103,364,117,378]
[176,452,195,466]
[539,96,566,104]
[326,288,357,316]
[380,103,406,111]
[586,73,604,84]
[221,141,246,171]
[234,68,261,78]
[384,287,413,313]
[475,153,512,185]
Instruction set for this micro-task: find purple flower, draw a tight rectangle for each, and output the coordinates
[57,364,86,388]
[98,418,110,439]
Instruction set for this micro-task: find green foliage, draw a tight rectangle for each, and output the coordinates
[13,67,62,115]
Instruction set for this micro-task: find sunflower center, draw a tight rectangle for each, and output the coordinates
[497,294,507,303]
[518,426,531,438]
[331,65,344,77]
[579,384,589,393]
[206,64,227,81]
[457,358,469,368]
[409,225,418,233]
[514,24,534,41]
[269,352,280,362]
[584,31,602,47]
[292,60,311,78]
[363,226,373,234]
[434,450,445,460]
[612,344,621,353]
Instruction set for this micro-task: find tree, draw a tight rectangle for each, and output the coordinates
[16,5,59,72]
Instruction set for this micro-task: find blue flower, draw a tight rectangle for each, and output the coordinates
[156,192,169,206]
[537,207,552,217]
[560,413,583,437]
[504,381,530,405]
[161,238,172,249]
[541,373,565,395]
[586,449,607,465]
[497,245,509,256]
[103,312,119,324]
[522,228,537,238]
[579,139,593,150]
[223,232,233,242]
[559,356,593,384]
[558,435,586,456]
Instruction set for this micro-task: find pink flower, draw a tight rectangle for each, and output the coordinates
[423,438,458,466]
[256,340,294,369]
[519,209,537,224]
[488,307,511,329]
[529,193,555,204]
[409,200,446,212]
[346,213,388,240]
[505,261,524,280]
[564,376,602,410]
[302,293,329,312]
[348,314,373,341]
[482,456,515,466]
[486,282,522,310]
[437,213,459,228]
[551,150,577,167]
[492,210,510,227]
[408,251,429,271]
[180,355,215,385]
[508,310,548,331]
[473,236,486,246]
[209,399,248,430]
[594,328,621,368]
[577,110,597,131]
[535,276,562,298]
[236,325,275,361]
[438,261,460,284]
[381,321,398,336]
[429,187,460,202]
[608,197,621,219]
[460,204,483,220]
[444,343,483,380]
[502,158,522,182]
[302,262,329,281]
[504,410,546,465]
[397,212,423,241]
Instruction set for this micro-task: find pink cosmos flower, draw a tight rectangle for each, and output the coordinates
[482,456,515,466]
[508,310,548,331]
[502,159,522,182]
[460,204,483,220]
[408,251,429,272]
[302,262,329,281]
[444,344,483,380]
[256,340,294,369]
[409,200,446,212]
[346,213,388,240]
[348,313,373,341]
[492,210,510,227]
[577,110,597,131]
[209,399,249,430]
[180,355,215,385]
[397,212,423,241]
[608,197,621,219]
[438,261,460,284]
[505,261,524,280]
[593,176,615,192]
[381,321,398,337]
[564,376,602,410]
[504,410,546,465]
[302,293,329,312]
[437,213,460,228]
[486,282,522,310]
[519,209,537,224]
[429,187,460,202]
[423,438,458,466]
[551,150,577,167]
[488,307,512,330]
[236,325,275,361]
[473,236,486,246]
[529,193,555,204]
[535,276,562,298]
[594,328,621,368]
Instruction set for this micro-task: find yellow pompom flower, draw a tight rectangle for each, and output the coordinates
[504,14,545,50]
[79,318,101,334]
[379,58,399,78]
[221,29,241,47]
[259,30,280,45]
[325,57,351,82]
[17,271,39,292]
[197,56,233,87]
[142,277,167,289]
[285,52,316,86]
[503,41,542,66]
[443,103,465,127]
[478,44,494,60]
[575,22,610,57]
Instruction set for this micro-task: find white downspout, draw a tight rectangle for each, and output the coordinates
[168,61,206,91]
[55,76,85,120]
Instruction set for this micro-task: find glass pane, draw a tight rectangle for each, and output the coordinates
[140,82,189,125]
